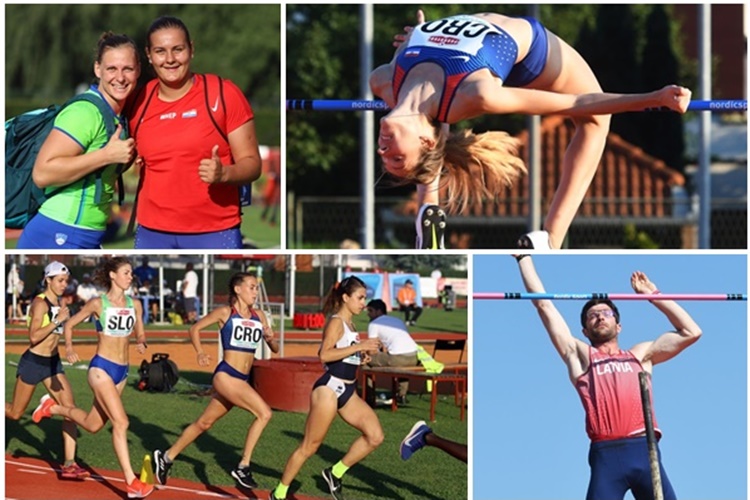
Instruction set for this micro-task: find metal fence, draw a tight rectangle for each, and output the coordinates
[289,194,746,249]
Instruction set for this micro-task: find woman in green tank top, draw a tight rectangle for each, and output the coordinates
[17,32,140,250]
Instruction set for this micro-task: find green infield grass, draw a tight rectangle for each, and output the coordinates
[5,353,468,499]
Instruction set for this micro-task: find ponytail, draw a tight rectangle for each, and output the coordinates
[322,276,366,315]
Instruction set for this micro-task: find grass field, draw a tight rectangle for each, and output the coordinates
[5,353,468,499]
[5,204,281,250]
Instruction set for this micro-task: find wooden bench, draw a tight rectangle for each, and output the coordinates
[359,364,467,422]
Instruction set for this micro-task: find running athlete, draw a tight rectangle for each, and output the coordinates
[370,10,691,249]
[32,256,152,498]
[151,272,279,489]
[18,33,138,249]
[514,254,701,499]
[5,262,89,479]
[270,276,382,500]
[127,16,262,249]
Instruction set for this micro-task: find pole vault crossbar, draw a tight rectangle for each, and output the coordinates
[286,99,747,112]
[473,292,747,301]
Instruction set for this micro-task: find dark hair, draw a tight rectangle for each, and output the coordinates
[367,299,387,314]
[580,299,620,327]
[93,256,132,291]
[96,31,139,64]
[228,272,257,307]
[322,276,366,315]
[146,16,192,49]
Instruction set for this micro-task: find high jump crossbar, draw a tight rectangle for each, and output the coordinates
[473,292,747,301]
[286,99,747,112]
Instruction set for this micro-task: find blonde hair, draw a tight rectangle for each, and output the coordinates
[411,128,527,213]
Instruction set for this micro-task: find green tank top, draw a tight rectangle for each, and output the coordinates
[37,89,125,230]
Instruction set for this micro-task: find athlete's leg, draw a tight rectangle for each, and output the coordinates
[5,377,36,420]
[528,33,611,250]
[166,395,231,461]
[279,386,338,486]
[43,374,79,464]
[88,368,137,484]
[425,432,467,463]
[337,393,385,466]
[214,373,273,467]
[586,442,629,500]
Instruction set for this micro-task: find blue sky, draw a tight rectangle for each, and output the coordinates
[472,253,747,500]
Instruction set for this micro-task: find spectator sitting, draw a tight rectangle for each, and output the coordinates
[133,256,157,289]
[397,279,422,326]
[366,299,420,405]
[137,279,159,322]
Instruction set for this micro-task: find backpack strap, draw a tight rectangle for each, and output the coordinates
[201,73,229,143]
[63,92,125,206]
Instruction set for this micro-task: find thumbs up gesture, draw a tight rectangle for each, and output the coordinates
[105,124,136,164]
[199,144,225,183]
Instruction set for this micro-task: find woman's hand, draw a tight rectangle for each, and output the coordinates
[359,338,381,354]
[197,352,211,366]
[65,344,79,364]
[655,85,692,113]
[105,124,136,164]
[263,325,275,343]
[135,337,148,354]
[56,305,71,323]
[198,145,225,183]
[392,9,425,48]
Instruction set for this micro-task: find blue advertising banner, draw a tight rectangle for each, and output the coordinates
[342,272,384,301]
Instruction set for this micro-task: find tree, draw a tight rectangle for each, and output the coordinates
[639,5,685,173]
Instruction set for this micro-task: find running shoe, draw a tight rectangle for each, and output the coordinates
[400,420,432,460]
[152,449,172,485]
[321,467,345,500]
[32,394,55,423]
[269,491,285,500]
[60,462,90,479]
[231,465,258,489]
[127,477,154,498]
[517,230,551,250]
[415,204,447,250]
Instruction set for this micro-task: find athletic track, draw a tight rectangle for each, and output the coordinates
[5,454,321,499]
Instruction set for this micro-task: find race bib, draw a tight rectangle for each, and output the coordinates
[102,307,136,337]
[408,15,502,56]
[49,306,63,335]
[229,318,264,350]
[343,337,362,366]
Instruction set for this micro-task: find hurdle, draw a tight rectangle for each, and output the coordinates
[287,99,747,112]
[639,372,664,500]
[473,292,747,301]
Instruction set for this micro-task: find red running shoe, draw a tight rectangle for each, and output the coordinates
[127,478,154,498]
[32,394,55,423]
[60,463,91,479]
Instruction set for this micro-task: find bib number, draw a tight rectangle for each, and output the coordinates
[229,318,264,350]
[104,308,136,337]
[420,17,493,39]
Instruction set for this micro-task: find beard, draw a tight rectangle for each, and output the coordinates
[586,323,618,344]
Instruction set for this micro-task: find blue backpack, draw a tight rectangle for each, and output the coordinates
[5,92,123,229]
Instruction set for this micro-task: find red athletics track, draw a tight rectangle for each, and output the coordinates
[5,455,322,500]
